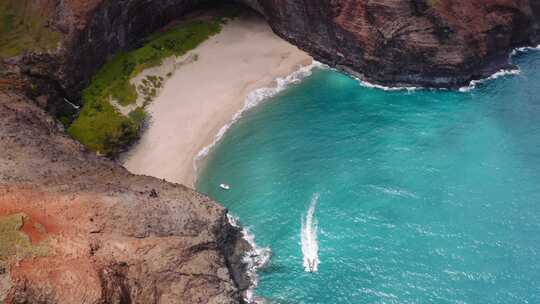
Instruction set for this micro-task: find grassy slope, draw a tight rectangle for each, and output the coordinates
[0,0,60,58]
[68,20,221,156]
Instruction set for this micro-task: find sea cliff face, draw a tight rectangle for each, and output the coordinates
[256,0,540,87]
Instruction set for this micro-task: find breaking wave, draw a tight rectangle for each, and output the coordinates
[357,79,421,92]
[459,44,540,92]
[227,214,271,304]
[458,68,521,92]
[195,61,325,165]
[301,193,320,273]
[511,44,540,56]
[352,44,540,93]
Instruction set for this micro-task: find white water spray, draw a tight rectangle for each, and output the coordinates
[227,214,271,303]
[301,193,320,273]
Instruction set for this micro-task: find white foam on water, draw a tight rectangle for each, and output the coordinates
[458,68,521,92]
[511,44,540,56]
[351,44,540,93]
[301,193,320,273]
[459,44,540,92]
[194,61,325,166]
[317,63,423,92]
[356,77,422,92]
[227,214,271,304]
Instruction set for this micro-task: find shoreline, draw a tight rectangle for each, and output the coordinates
[121,14,313,188]
[193,60,323,182]
[345,44,540,93]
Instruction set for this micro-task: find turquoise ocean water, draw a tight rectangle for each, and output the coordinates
[197,49,540,303]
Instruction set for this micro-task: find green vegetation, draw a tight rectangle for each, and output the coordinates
[0,213,48,262]
[0,0,60,58]
[68,20,221,156]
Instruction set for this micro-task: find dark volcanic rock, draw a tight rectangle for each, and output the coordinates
[0,91,251,303]
[257,0,540,87]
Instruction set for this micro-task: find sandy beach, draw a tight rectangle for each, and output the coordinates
[122,14,313,187]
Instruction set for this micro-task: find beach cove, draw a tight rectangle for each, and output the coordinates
[122,13,312,186]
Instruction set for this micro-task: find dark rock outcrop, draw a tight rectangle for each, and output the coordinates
[256,0,540,87]
[0,91,251,303]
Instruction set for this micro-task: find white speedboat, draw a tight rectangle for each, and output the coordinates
[220,183,230,190]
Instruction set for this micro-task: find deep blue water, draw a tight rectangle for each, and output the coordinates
[197,50,540,303]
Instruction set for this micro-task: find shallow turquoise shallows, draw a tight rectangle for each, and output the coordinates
[197,50,540,304]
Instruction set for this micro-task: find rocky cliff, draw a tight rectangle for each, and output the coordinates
[1,2,257,303]
[0,91,252,303]
[256,0,540,87]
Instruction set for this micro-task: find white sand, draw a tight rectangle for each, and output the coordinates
[122,15,313,187]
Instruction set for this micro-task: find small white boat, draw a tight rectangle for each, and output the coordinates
[220,183,231,190]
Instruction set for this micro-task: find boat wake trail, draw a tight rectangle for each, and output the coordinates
[301,193,320,273]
